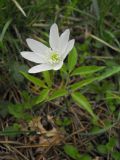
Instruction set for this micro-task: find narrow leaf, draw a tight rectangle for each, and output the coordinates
[79,123,116,136]
[20,71,47,88]
[68,47,78,73]
[70,77,98,91]
[43,71,52,87]
[71,92,97,119]
[1,124,21,137]
[98,66,120,81]
[35,89,49,104]
[71,66,105,76]
[48,88,68,101]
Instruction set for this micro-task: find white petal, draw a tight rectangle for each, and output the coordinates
[62,39,75,60]
[53,61,63,70]
[28,64,52,73]
[26,38,49,55]
[20,51,45,63]
[59,29,70,54]
[49,23,59,51]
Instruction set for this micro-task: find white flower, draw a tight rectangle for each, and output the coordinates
[20,23,75,73]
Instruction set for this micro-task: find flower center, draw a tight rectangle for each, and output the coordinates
[50,52,60,64]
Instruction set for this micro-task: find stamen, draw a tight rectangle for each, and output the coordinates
[50,52,60,64]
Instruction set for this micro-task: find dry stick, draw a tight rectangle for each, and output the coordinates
[5,144,24,160]
[15,143,61,149]
[0,141,23,145]
[10,146,29,160]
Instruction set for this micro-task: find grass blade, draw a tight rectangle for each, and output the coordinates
[92,0,100,20]
[11,0,27,17]
[89,34,120,53]
[0,19,12,42]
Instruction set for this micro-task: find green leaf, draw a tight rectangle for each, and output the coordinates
[48,88,68,101]
[64,144,81,160]
[106,137,117,151]
[97,144,107,154]
[112,151,120,160]
[8,104,24,119]
[2,123,21,137]
[80,155,92,160]
[8,103,32,120]
[68,47,78,73]
[35,88,49,104]
[71,66,105,76]
[71,92,97,119]
[20,91,33,109]
[69,77,98,91]
[56,117,72,126]
[60,64,68,74]
[98,66,120,81]
[81,123,116,136]
[20,71,46,88]
[97,137,117,155]
[42,71,52,87]
[0,126,34,137]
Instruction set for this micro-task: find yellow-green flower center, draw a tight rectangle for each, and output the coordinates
[50,52,60,64]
